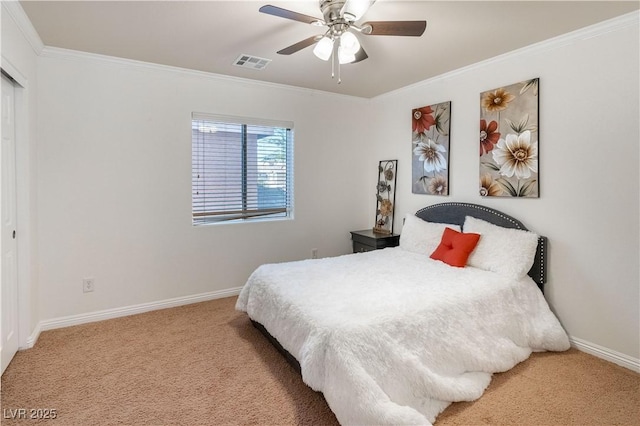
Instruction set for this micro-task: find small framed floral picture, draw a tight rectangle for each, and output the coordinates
[412,101,451,195]
[480,78,539,197]
[374,160,397,234]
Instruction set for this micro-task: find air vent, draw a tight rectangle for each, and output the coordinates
[233,55,271,70]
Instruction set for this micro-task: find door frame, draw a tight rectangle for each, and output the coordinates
[1,56,32,350]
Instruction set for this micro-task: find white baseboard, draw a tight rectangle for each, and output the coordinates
[24,287,242,349]
[25,322,41,349]
[22,295,640,375]
[570,336,640,372]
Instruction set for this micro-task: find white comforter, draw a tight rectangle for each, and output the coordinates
[236,247,570,425]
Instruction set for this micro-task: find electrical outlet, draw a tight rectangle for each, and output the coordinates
[311,248,318,259]
[83,278,95,293]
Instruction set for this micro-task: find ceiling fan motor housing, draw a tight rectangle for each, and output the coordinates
[320,0,352,25]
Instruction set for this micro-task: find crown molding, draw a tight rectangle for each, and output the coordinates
[5,0,363,101]
[39,46,368,102]
[1,0,44,55]
[11,3,637,101]
[374,10,639,101]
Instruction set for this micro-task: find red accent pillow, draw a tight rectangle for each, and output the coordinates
[430,227,481,267]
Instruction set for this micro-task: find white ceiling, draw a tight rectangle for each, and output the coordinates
[20,1,639,98]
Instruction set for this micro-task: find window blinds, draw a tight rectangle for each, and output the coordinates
[192,113,293,224]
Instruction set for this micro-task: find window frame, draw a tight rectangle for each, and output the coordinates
[191,112,294,226]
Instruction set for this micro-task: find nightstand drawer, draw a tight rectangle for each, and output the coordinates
[353,241,374,253]
[350,229,400,253]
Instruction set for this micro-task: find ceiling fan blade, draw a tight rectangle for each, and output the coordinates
[351,47,369,64]
[277,35,323,55]
[361,21,427,36]
[341,0,376,21]
[259,5,324,25]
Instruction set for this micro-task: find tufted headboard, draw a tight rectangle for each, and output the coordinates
[415,202,547,292]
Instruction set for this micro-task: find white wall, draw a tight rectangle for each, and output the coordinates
[369,14,640,359]
[1,2,40,346]
[36,50,372,320]
[4,2,638,364]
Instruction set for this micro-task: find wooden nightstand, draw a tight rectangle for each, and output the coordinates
[350,229,400,253]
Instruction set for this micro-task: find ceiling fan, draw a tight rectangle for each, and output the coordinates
[259,0,426,81]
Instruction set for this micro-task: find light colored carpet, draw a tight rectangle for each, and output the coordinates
[1,296,638,425]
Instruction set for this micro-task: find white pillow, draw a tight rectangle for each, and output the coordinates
[399,214,461,255]
[463,216,539,279]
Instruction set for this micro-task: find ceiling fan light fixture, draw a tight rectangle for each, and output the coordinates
[313,36,334,61]
[340,31,360,55]
[260,1,426,83]
[343,12,356,22]
[338,48,356,64]
[343,0,374,21]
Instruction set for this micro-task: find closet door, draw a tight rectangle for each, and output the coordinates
[1,73,19,375]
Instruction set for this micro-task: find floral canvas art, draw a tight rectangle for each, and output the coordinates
[374,160,397,234]
[479,78,539,197]
[412,101,451,195]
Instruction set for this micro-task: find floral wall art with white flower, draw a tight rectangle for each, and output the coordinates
[374,160,397,234]
[412,101,451,195]
[480,78,539,198]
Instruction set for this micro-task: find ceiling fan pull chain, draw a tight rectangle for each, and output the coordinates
[336,37,342,84]
[331,42,336,79]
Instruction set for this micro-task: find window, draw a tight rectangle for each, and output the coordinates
[192,113,293,225]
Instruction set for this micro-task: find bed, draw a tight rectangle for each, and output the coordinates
[236,202,570,425]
